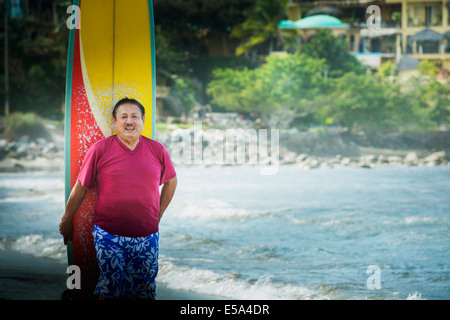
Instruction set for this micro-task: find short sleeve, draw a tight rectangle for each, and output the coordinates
[160,145,176,185]
[77,144,99,188]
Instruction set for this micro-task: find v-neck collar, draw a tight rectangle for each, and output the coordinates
[114,135,142,154]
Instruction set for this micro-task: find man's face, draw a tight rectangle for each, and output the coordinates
[114,103,145,140]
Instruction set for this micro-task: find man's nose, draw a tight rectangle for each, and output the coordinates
[126,117,133,123]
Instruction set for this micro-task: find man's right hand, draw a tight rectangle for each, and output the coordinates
[59,216,74,245]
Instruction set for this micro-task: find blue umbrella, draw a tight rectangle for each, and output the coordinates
[295,14,344,29]
[278,20,300,29]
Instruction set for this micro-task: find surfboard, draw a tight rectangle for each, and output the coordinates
[64,0,156,299]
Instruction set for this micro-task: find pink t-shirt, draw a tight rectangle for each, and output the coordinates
[77,135,176,237]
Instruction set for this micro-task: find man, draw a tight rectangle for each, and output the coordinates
[59,97,177,299]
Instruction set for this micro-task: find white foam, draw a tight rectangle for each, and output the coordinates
[9,234,66,264]
[0,173,64,190]
[406,291,426,300]
[0,192,63,204]
[176,199,272,221]
[157,260,325,300]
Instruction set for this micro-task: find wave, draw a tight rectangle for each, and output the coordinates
[1,234,66,264]
[157,259,328,300]
[0,192,63,204]
[0,172,64,190]
[175,198,290,222]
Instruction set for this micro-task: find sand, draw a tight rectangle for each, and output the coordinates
[0,248,220,300]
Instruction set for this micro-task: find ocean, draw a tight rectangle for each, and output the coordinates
[0,164,449,300]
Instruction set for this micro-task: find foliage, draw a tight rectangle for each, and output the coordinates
[314,73,416,131]
[0,3,69,118]
[407,78,450,128]
[231,0,288,56]
[4,112,51,142]
[376,60,397,79]
[208,51,448,131]
[302,29,365,78]
[169,77,201,114]
[155,26,191,77]
[207,53,326,128]
[153,0,255,32]
[417,60,439,76]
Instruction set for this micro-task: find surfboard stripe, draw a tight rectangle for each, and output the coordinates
[64,0,79,267]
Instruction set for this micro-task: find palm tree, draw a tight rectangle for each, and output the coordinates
[231,0,288,57]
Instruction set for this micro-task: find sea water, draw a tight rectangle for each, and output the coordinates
[0,165,448,300]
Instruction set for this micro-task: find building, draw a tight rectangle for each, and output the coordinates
[290,0,450,71]
[386,0,450,70]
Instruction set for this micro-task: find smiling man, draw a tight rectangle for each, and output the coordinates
[59,97,177,299]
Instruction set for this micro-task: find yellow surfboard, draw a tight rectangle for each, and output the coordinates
[64,0,156,299]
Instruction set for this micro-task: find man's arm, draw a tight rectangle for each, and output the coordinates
[59,181,88,245]
[158,176,177,222]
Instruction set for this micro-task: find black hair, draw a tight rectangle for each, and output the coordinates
[112,97,145,120]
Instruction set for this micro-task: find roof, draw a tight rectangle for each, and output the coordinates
[397,55,419,72]
[295,14,345,29]
[410,29,444,42]
[278,20,299,28]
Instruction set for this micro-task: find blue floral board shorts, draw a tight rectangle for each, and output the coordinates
[93,225,159,299]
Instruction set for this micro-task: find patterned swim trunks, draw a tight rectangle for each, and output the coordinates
[93,225,159,299]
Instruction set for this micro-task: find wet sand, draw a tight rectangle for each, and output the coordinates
[0,248,220,300]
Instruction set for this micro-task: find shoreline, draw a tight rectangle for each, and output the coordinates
[0,148,447,173]
[0,247,223,300]
[1,128,449,172]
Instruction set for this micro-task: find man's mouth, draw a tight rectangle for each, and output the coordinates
[125,126,135,131]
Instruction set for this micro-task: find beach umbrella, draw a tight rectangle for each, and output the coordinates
[278,20,300,29]
[295,14,344,29]
[410,29,443,42]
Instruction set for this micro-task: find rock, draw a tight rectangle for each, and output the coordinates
[377,154,388,164]
[424,151,447,166]
[356,162,373,169]
[280,149,297,164]
[387,156,403,164]
[404,152,419,166]
[359,154,376,164]
[341,157,351,166]
[295,153,308,163]
[295,156,319,170]
[42,142,58,155]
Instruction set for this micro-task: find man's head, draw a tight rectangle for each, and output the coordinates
[112,97,145,121]
[112,97,145,140]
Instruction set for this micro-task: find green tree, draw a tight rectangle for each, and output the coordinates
[408,79,450,128]
[302,29,365,78]
[403,60,450,129]
[314,73,415,131]
[207,53,326,128]
[155,26,191,77]
[231,0,288,56]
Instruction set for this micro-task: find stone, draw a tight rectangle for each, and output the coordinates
[404,152,419,165]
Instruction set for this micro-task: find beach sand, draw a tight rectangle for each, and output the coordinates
[0,249,220,300]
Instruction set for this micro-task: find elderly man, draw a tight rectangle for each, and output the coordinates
[59,97,177,299]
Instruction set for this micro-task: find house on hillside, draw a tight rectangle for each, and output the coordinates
[287,0,450,73]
